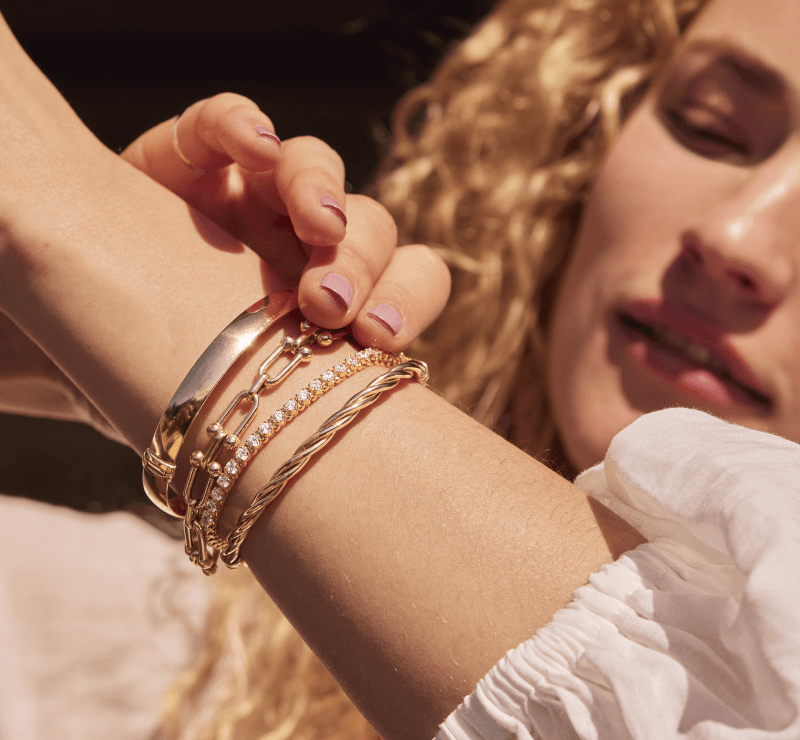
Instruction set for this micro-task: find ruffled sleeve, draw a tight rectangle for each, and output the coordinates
[437,408,800,740]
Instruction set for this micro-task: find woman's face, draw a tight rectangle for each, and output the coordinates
[548,0,800,470]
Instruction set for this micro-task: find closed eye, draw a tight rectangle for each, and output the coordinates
[656,42,790,165]
[662,107,751,160]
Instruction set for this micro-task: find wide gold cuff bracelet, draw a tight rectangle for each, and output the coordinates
[142,289,298,517]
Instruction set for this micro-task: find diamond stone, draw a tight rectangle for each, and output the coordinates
[347,355,359,366]
[335,363,347,373]
[364,348,377,357]
[246,434,261,450]
[235,447,250,463]
[357,351,367,361]
[211,488,223,502]
[258,422,273,437]
[284,399,298,412]
[202,511,212,521]
[322,371,334,382]
[309,379,323,392]
[225,460,239,476]
[217,475,231,490]
[206,501,217,512]
[297,389,310,402]
[272,410,286,424]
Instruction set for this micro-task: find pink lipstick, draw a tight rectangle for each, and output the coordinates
[616,300,772,410]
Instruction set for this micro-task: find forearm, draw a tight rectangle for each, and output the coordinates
[3,175,637,737]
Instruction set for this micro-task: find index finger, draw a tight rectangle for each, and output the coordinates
[121,93,282,192]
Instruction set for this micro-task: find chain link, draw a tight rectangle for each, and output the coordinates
[182,322,346,574]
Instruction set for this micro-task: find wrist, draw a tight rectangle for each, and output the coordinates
[172,313,387,538]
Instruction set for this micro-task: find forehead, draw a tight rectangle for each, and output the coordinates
[687,0,800,88]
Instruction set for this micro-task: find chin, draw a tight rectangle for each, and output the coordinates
[551,380,644,473]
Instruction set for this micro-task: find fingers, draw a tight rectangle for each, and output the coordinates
[262,134,349,246]
[299,195,451,350]
[121,93,281,193]
[352,244,451,352]
[121,92,349,248]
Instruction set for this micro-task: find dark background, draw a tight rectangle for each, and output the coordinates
[0,0,495,516]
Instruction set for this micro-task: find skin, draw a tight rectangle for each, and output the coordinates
[549,0,800,470]
[1,0,790,736]
[0,15,641,740]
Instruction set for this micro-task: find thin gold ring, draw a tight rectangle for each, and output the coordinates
[171,110,215,174]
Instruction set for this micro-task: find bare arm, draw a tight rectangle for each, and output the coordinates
[0,17,642,740]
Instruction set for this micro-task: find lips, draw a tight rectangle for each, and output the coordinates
[616,300,772,410]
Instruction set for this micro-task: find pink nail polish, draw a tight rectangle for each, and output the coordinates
[254,126,281,146]
[321,194,347,226]
[368,304,402,335]
[320,273,353,309]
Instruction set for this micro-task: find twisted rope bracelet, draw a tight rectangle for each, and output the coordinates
[221,359,428,568]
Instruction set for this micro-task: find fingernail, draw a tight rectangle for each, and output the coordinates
[254,126,281,146]
[368,304,402,335]
[320,273,353,309]
[320,194,347,226]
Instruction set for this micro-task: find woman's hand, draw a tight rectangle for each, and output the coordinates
[122,94,450,352]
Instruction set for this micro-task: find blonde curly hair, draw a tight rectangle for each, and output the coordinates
[162,0,708,737]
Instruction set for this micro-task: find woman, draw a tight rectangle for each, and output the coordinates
[1,0,799,737]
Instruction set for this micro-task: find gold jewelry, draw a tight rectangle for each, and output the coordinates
[221,357,428,568]
[201,348,397,559]
[142,290,297,517]
[171,111,215,174]
[183,321,350,574]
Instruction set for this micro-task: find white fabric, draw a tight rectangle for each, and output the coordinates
[0,496,210,740]
[438,408,800,740]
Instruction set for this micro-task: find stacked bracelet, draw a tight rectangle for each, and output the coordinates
[201,347,401,557]
[141,293,429,577]
[221,358,428,568]
[182,320,350,575]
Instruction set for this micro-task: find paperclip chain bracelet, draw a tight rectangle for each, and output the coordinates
[221,358,428,568]
[183,321,349,575]
[202,348,400,556]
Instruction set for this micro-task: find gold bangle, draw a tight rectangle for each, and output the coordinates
[142,290,297,517]
[182,321,350,574]
[221,357,428,568]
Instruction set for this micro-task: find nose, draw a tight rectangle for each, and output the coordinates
[672,154,799,317]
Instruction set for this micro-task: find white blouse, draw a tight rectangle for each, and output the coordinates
[438,408,800,739]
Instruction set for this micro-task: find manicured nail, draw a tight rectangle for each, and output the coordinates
[320,273,353,309]
[368,304,402,335]
[254,126,281,146]
[320,194,347,226]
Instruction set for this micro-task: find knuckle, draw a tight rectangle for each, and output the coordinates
[404,244,450,282]
[389,246,451,311]
[286,136,345,176]
[207,92,255,111]
[338,241,382,283]
[348,195,398,244]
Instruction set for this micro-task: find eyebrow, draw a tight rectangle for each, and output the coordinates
[686,40,788,98]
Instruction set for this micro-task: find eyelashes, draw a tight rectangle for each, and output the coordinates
[655,46,791,165]
[662,106,751,160]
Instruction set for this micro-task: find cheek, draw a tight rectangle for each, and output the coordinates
[546,110,695,469]
[579,112,698,270]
